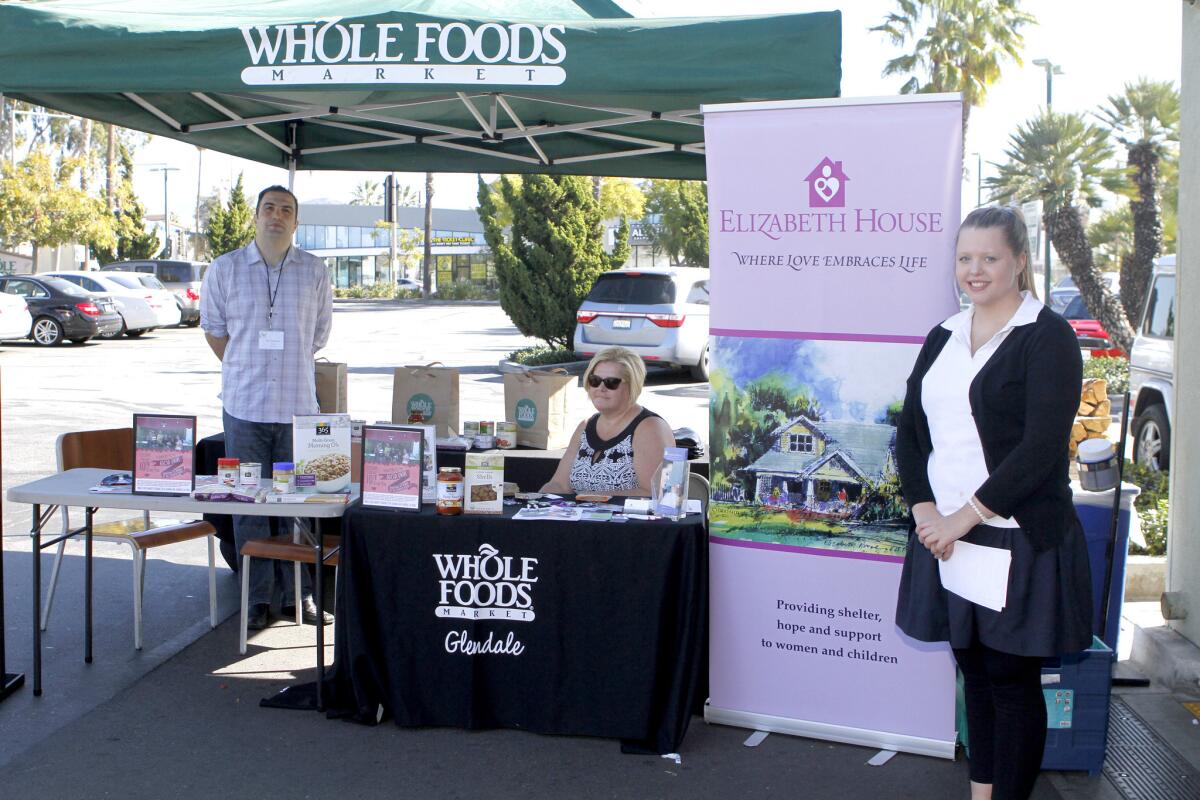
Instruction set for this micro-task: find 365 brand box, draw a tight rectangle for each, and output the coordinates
[292,414,352,493]
[464,452,504,514]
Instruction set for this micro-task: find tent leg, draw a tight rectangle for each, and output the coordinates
[288,158,296,191]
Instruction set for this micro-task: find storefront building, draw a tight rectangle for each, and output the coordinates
[296,204,493,290]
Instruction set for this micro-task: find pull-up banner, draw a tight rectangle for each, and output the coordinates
[702,95,963,758]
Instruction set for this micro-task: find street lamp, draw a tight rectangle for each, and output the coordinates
[1031,58,1064,301]
[971,152,983,207]
[148,166,180,258]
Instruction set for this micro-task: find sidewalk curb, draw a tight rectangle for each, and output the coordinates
[1129,622,1200,693]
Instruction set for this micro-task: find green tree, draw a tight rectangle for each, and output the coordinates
[205,173,255,258]
[478,174,624,349]
[91,144,159,265]
[599,178,645,221]
[1096,78,1179,322]
[872,0,1035,140]
[0,149,114,269]
[1088,206,1134,272]
[642,179,708,266]
[350,179,382,206]
[987,111,1131,350]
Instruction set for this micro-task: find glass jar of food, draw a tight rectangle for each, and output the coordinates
[436,467,464,515]
[408,409,425,424]
[272,461,295,493]
[217,457,240,486]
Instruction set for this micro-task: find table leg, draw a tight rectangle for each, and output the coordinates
[32,503,42,696]
[314,518,324,712]
[0,508,25,701]
[85,507,93,664]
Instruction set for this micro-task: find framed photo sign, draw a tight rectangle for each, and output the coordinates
[132,413,197,496]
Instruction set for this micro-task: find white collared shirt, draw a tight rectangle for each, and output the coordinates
[200,241,332,423]
[921,292,1043,527]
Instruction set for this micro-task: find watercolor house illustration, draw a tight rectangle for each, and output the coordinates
[743,416,896,515]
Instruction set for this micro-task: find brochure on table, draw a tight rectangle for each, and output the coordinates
[361,425,424,511]
[132,413,196,496]
[653,446,690,519]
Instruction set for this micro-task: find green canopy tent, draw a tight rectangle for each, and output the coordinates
[0,1,840,181]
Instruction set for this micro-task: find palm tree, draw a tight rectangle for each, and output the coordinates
[350,179,382,206]
[986,111,1133,351]
[872,0,1035,141]
[1097,78,1179,322]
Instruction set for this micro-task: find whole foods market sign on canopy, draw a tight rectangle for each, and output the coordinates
[0,1,841,178]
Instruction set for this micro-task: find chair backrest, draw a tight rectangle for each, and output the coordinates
[687,472,710,514]
[56,428,134,472]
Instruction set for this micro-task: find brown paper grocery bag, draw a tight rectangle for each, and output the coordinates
[392,363,460,437]
[314,359,348,413]
[503,368,576,449]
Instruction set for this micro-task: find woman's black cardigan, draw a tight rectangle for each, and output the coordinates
[895,306,1083,552]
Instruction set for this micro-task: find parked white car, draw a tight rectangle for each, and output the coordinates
[47,270,180,337]
[0,291,34,341]
[1129,256,1176,470]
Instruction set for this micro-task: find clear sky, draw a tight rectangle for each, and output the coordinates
[130,0,1183,223]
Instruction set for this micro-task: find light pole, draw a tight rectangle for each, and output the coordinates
[148,166,180,258]
[971,152,983,207]
[1032,58,1064,301]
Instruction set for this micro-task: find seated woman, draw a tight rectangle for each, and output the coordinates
[541,347,676,496]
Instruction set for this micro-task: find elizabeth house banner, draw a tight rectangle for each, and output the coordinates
[702,95,964,757]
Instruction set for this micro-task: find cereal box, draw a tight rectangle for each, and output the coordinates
[292,414,352,494]
[464,452,504,514]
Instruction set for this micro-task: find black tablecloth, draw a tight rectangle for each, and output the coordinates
[322,502,707,754]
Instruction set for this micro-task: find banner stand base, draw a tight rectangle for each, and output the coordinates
[704,701,956,760]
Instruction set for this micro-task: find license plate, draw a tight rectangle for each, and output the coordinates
[612,318,631,329]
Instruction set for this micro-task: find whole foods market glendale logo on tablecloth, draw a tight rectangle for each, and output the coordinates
[239,19,568,86]
[434,543,538,656]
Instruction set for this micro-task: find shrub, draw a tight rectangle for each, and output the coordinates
[1082,356,1130,395]
[432,282,498,301]
[507,344,582,367]
[1122,458,1169,556]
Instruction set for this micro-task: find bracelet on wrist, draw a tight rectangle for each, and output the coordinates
[966,497,990,524]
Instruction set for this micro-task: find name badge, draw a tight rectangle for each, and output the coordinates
[258,330,285,350]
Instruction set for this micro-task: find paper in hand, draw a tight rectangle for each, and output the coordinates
[937,540,1012,612]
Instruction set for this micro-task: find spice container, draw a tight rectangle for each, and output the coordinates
[479,420,495,437]
[1077,439,1119,492]
[272,461,295,493]
[217,457,240,486]
[473,433,495,450]
[463,421,480,439]
[436,467,464,515]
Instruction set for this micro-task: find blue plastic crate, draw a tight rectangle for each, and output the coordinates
[1040,637,1113,775]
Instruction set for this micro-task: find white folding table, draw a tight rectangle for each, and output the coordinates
[7,467,355,704]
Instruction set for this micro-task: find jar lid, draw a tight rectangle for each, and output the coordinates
[273,461,295,470]
[438,467,462,474]
[1076,438,1116,464]
[217,457,240,465]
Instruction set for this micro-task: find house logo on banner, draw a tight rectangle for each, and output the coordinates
[239,19,568,86]
[433,543,538,655]
[805,157,849,207]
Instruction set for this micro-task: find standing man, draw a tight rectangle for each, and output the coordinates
[200,185,333,630]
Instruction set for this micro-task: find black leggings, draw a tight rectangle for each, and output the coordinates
[953,640,1047,800]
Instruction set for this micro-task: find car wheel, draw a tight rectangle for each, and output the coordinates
[125,328,147,338]
[100,318,127,339]
[689,343,710,381]
[185,318,201,328]
[31,316,64,346]
[1134,404,1171,471]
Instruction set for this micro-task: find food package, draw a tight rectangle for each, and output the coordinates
[292,414,352,493]
[464,452,504,514]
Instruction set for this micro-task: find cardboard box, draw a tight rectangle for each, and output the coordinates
[292,414,352,494]
[464,452,504,514]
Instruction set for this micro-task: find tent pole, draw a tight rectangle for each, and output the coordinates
[287,121,298,191]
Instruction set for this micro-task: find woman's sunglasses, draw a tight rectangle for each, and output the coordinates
[587,375,623,390]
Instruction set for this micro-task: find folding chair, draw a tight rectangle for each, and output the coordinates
[237,532,340,655]
[41,428,218,650]
[688,472,711,514]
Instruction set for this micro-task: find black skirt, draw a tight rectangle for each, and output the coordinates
[895,519,1094,658]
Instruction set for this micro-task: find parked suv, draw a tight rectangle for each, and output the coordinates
[573,267,710,380]
[101,260,206,326]
[1129,255,1175,470]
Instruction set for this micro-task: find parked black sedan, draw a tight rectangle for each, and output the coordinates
[0,275,123,345]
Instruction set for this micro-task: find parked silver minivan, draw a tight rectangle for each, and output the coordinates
[1129,255,1175,470]
[573,267,711,380]
[100,260,207,326]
